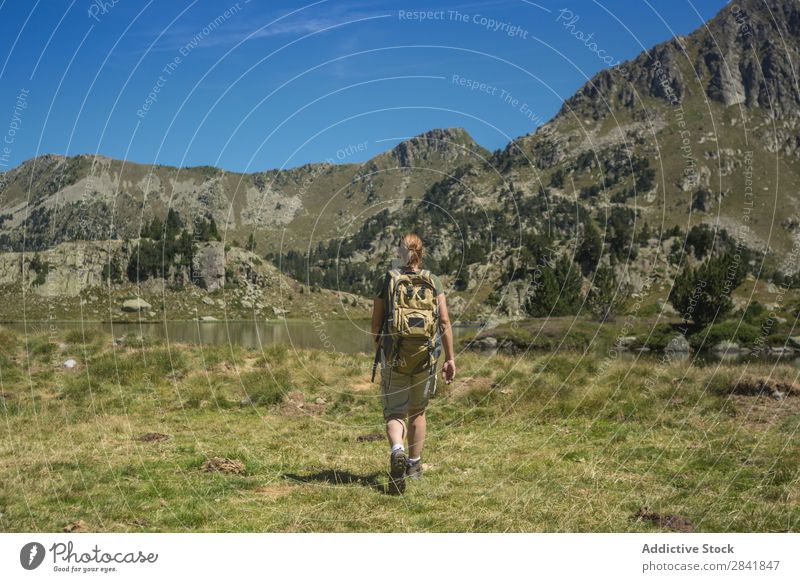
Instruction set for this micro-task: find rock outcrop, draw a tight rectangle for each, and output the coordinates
[193,243,226,292]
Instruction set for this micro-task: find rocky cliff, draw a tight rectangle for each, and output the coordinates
[0,240,370,321]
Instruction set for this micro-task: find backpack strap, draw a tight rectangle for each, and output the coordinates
[385,270,398,313]
[379,269,402,370]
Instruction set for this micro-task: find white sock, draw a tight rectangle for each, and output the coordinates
[391,443,404,453]
[408,456,420,463]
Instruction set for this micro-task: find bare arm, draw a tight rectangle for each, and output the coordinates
[437,293,456,383]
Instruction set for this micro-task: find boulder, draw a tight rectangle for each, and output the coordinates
[711,340,748,353]
[615,336,638,349]
[657,299,678,316]
[468,336,498,355]
[767,346,794,356]
[122,298,152,312]
[665,334,691,353]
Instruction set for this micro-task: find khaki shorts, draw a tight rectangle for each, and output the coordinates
[380,365,437,420]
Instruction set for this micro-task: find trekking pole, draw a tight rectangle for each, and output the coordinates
[371,320,385,383]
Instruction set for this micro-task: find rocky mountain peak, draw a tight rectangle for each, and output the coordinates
[389,127,486,167]
[556,0,800,120]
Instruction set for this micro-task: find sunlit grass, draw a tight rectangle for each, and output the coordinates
[0,326,797,532]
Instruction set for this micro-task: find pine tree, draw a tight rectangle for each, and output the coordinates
[525,255,583,316]
[576,219,603,275]
[246,232,257,252]
[587,265,620,321]
[668,252,746,324]
[165,208,183,239]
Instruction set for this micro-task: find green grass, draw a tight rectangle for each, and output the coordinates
[0,326,797,532]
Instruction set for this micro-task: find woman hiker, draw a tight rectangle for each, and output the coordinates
[371,233,456,494]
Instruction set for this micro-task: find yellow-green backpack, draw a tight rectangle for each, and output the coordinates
[379,268,442,376]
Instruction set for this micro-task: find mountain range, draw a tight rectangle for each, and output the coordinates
[0,0,798,322]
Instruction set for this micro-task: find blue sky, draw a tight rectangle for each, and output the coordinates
[0,0,728,173]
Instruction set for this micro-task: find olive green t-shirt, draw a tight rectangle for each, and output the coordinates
[373,267,444,301]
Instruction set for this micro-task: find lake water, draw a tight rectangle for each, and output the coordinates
[5,320,479,355]
[4,321,796,365]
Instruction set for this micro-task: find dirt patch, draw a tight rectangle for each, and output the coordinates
[250,484,293,498]
[729,394,800,427]
[0,391,15,399]
[633,507,694,532]
[216,357,259,375]
[129,517,150,527]
[281,390,326,416]
[356,433,383,442]
[726,375,799,398]
[63,519,89,533]
[201,457,246,475]
[351,381,374,392]
[448,376,493,399]
[135,432,170,442]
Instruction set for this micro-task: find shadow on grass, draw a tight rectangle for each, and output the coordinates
[283,468,389,495]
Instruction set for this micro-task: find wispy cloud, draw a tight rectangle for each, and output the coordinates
[141,2,390,53]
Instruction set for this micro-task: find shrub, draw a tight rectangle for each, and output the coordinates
[239,370,290,405]
[638,323,681,350]
[29,254,50,286]
[690,321,760,350]
[742,300,765,324]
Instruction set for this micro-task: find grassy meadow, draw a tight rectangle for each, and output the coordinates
[0,324,797,532]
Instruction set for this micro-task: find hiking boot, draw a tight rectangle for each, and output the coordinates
[405,458,422,480]
[388,449,407,495]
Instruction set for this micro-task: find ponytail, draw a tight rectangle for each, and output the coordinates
[401,233,424,269]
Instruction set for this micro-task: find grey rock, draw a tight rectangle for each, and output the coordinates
[616,336,638,349]
[194,243,226,292]
[711,340,748,353]
[658,300,678,316]
[768,346,794,356]
[122,298,152,312]
[468,336,498,355]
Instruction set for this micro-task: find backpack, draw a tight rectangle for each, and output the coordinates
[377,268,442,377]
